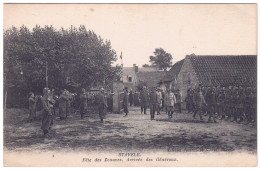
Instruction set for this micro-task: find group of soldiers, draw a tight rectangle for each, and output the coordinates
[28,88,76,137]
[28,84,256,137]
[185,84,257,123]
[122,86,182,120]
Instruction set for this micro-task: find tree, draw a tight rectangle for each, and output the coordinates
[4,25,121,94]
[149,48,172,70]
[142,64,151,67]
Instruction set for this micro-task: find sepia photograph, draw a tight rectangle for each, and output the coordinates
[2,3,257,167]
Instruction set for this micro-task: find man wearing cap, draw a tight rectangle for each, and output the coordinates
[139,86,149,114]
[98,88,108,123]
[156,88,162,115]
[59,90,68,120]
[123,88,129,117]
[149,87,157,120]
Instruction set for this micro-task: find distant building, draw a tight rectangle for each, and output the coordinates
[121,64,139,90]
[121,64,166,90]
[174,54,257,102]
[137,70,167,89]
[158,59,184,91]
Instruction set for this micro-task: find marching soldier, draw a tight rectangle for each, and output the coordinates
[59,90,68,120]
[65,90,72,118]
[230,87,237,122]
[165,88,176,119]
[244,87,254,123]
[205,87,217,123]
[123,88,129,117]
[149,87,157,120]
[129,90,133,107]
[97,88,108,123]
[218,87,226,120]
[161,89,166,112]
[233,87,244,123]
[192,87,204,120]
[156,88,162,115]
[133,91,140,106]
[225,86,233,121]
[41,88,54,137]
[139,86,149,114]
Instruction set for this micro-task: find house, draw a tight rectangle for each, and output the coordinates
[158,59,184,91]
[136,70,167,89]
[121,64,139,90]
[121,64,166,90]
[174,54,257,102]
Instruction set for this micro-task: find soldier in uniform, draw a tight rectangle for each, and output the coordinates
[218,87,226,120]
[65,90,72,118]
[175,89,182,113]
[129,90,133,107]
[205,87,217,123]
[123,88,129,117]
[41,88,54,137]
[48,89,56,121]
[59,90,68,120]
[161,90,166,112]
[28,92,39,122]
[149,87,157,120]
[230,87,237,122]
[192,87,204,120]
[79,88,88,119]
[225,85,233,121]
[165,88,176,119]
[139,86,149,114]
[98,88,108,123]
[156,88,162,115]
[133,91,139,106]
[233,87,244,123]
[244,87,253,123]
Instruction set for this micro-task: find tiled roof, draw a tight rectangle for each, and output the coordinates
[188,55,257,86]
[137,71,167,87]
[160,59,184,83]
[122,67,135,76]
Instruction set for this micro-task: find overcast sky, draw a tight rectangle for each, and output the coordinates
[4,4,257,67]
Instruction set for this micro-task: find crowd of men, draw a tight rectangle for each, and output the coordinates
[185,85,257,123]
[122,84,257,124]
[28,84,256,137]
[122,86,182,120]
[28,87,114,137]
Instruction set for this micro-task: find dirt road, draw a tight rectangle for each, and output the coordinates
[3,107,257,153]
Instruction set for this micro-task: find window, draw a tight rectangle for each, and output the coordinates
[128,75,132,82]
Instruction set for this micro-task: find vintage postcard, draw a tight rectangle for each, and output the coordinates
[3,3,257,167]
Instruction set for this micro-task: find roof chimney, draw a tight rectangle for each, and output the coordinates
[133,64,138,73]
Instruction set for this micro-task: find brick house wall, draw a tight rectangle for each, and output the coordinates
[175,57,199,104]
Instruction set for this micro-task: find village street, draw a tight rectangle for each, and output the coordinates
[4,107,257,153]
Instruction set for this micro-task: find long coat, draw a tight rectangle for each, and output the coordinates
[165,92,176,107]
[41,95,53,132]
[97,92,107,119]
[156,91,162,107]
[123,92,129,114]
[133,92,140,106]
[59,93,68,118]
[139,89,149,107]
[193,91,205,108]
